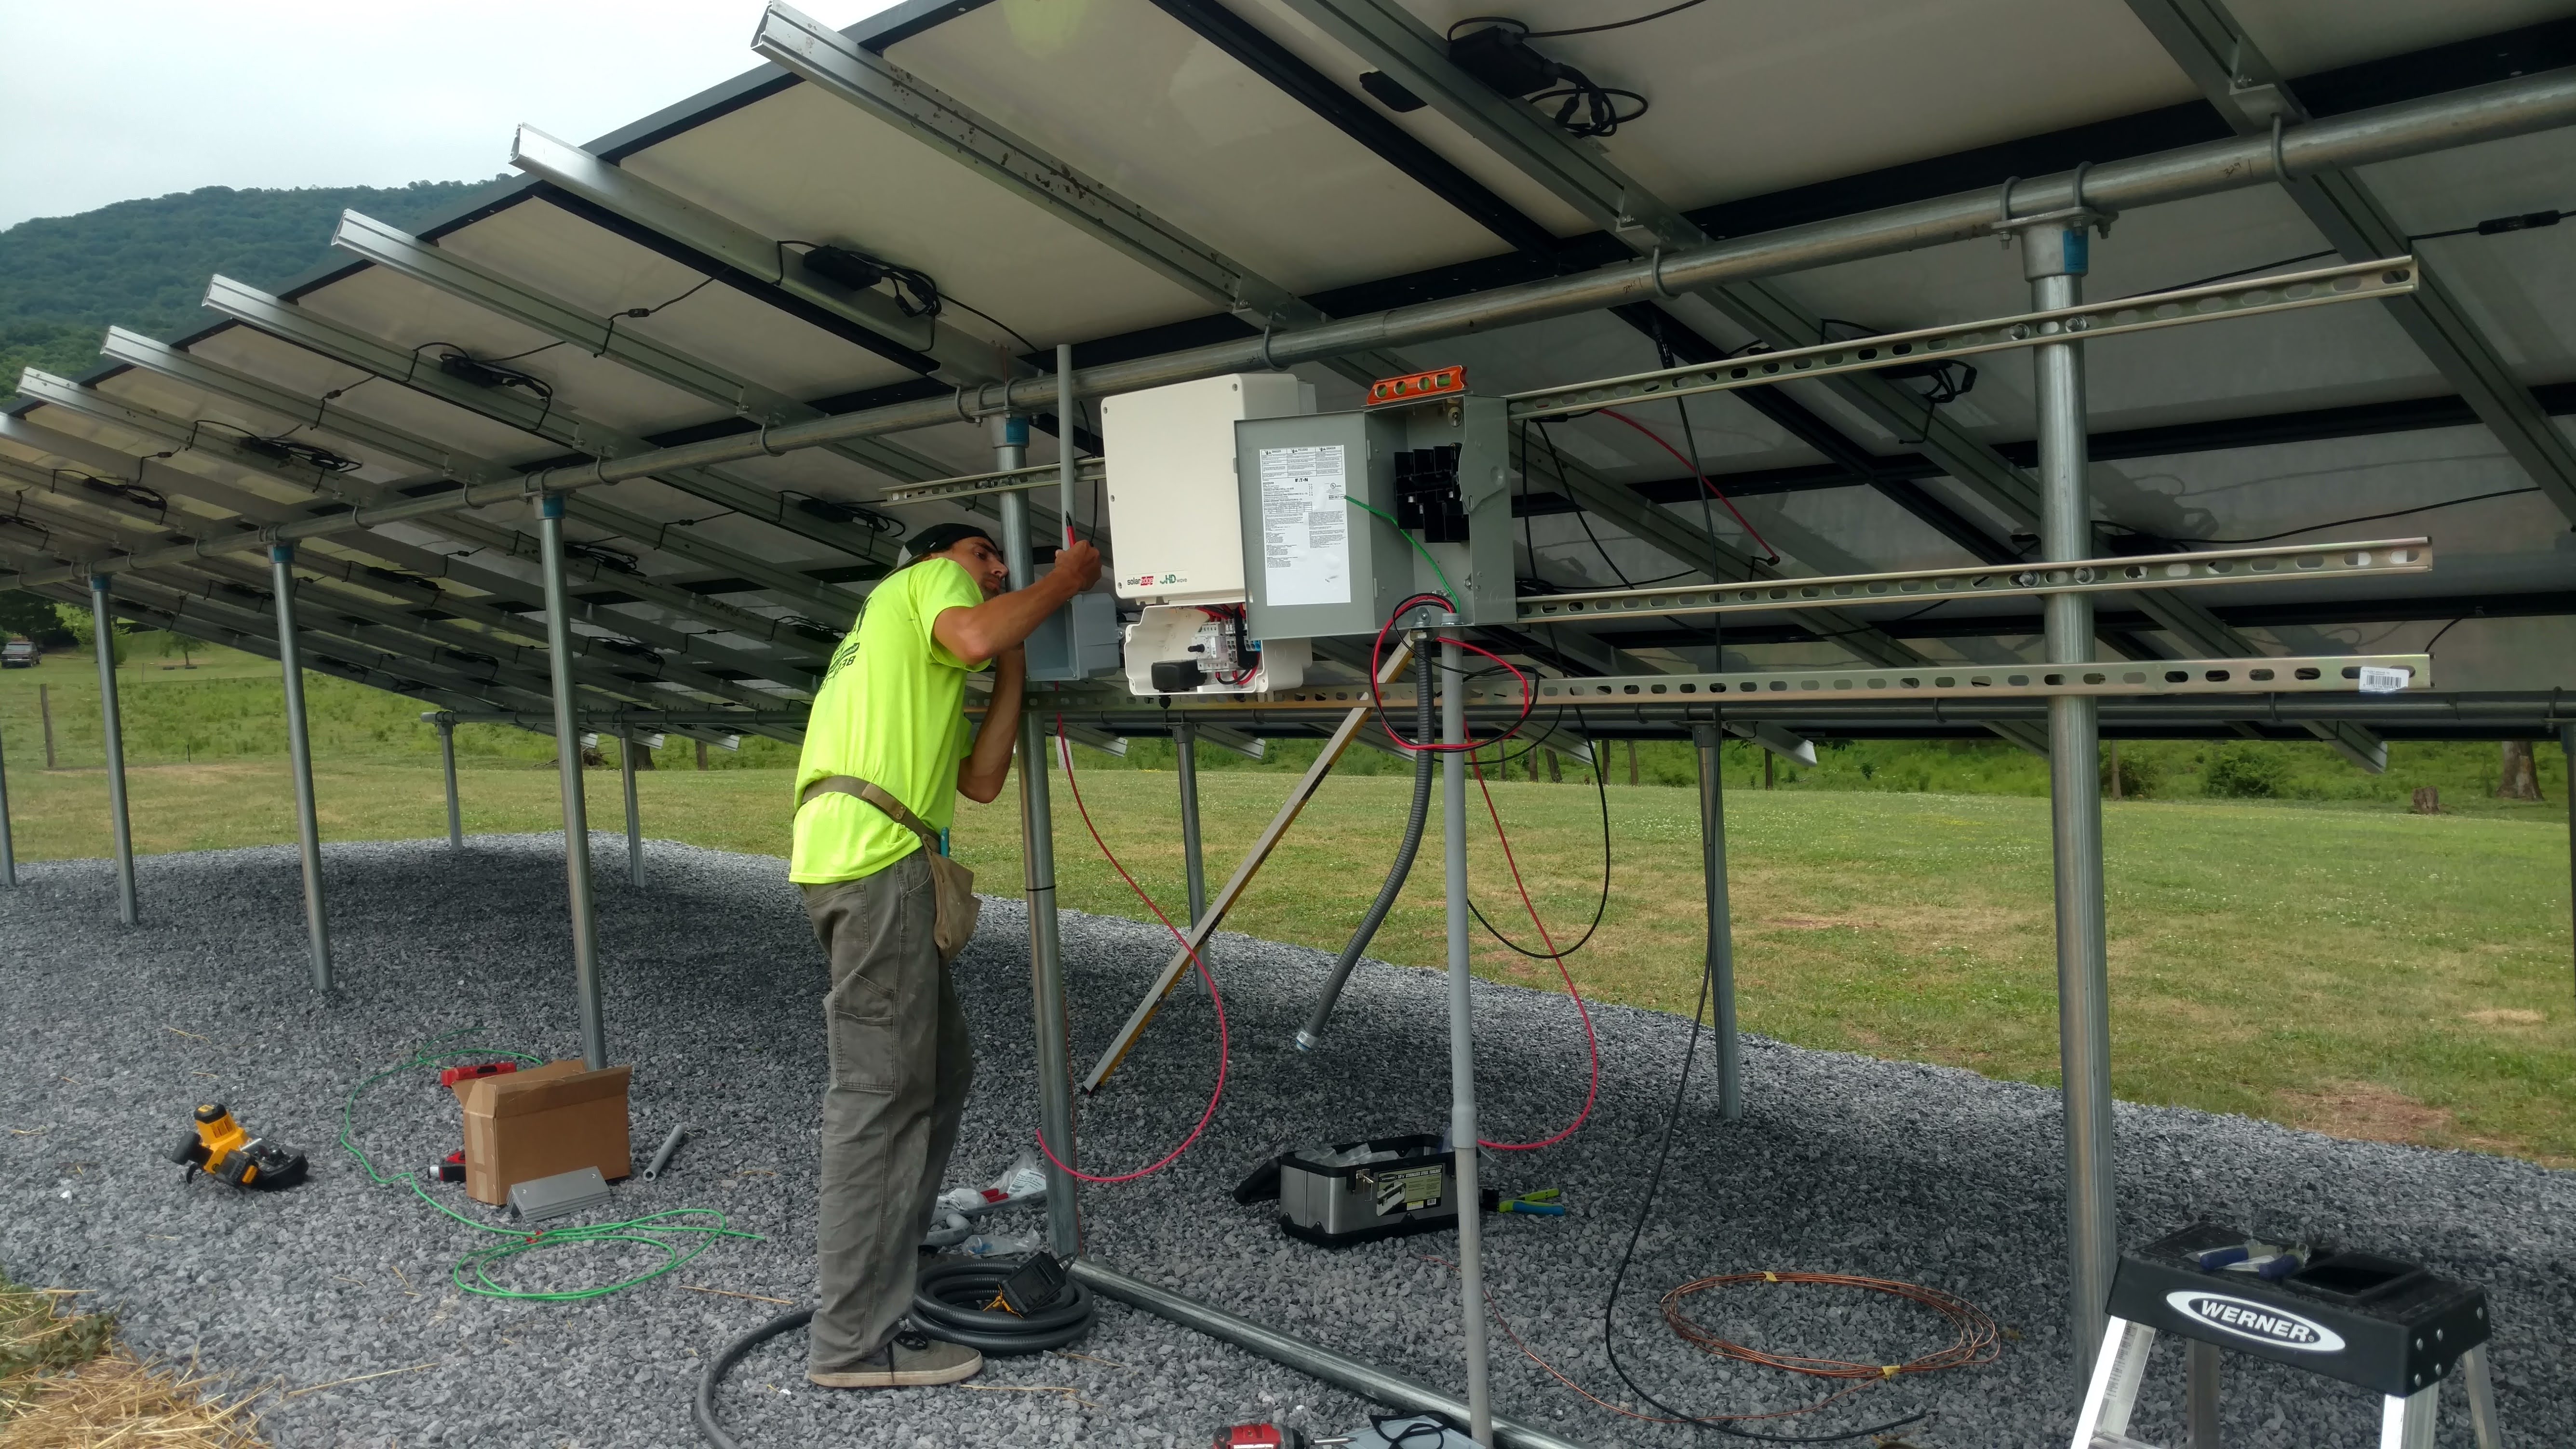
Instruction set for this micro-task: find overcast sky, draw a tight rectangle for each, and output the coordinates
[0,0,900,231]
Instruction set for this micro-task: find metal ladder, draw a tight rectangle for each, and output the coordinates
[2068,1316,2507,1449]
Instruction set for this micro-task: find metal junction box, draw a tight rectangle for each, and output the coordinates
[1026,590,1123,682]
[1234,394,1512,640]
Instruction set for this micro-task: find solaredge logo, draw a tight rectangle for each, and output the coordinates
[2165,1291,2347,1353]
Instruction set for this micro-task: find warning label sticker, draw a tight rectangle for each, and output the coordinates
[1259,444,1351,608]
[1373,1165,1446,1216]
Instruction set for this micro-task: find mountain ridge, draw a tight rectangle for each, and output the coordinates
[0,178,508,402]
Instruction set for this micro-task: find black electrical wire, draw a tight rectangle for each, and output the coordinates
[597,273,718,355]
[2121,206,2568,302]
[694,1260,1097,1449]
[188,420,362,475]
[1530,81,1647,138]
[1465,712,1611,960]
[1532,420,1633,589]
[1448,2,1709,41]
[780,239,1039,359]
[694,1307,810,1449]
[2406,206,2567,243]
[2117,250,2339,300]
[404,341,560,435]
[2182,486,2540,544]
[950,297,1041,358]
[908,1260,1097,1354]
[1597,901,1929,1444]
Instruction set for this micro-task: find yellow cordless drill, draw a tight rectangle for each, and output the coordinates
[167,1103,308,1189]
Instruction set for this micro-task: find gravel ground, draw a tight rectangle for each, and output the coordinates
[1,834,2568,1449]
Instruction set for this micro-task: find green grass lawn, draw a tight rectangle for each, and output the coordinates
[3,739,2568,1166]
[5,634,2571,1164]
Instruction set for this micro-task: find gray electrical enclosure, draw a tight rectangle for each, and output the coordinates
[1026,591,1123,682]
[1233,395,1511,640]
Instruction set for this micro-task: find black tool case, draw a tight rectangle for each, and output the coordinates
[2106,1222,2491,1397]
[1276,1134,1458,1248]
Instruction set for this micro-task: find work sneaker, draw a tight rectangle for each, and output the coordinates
[807,1328,982,1389]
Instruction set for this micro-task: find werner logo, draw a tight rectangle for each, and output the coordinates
[2165,1291,2346,1353]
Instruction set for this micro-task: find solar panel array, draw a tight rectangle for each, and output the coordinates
[6,0,2572,752]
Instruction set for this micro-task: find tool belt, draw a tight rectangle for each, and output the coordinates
[799,774,980,966]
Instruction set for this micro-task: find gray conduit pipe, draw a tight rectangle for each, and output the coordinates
[1296,637,1435,1051]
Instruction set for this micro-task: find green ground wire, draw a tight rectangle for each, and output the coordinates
[338,1030,764,1302]
[1346,496,1456,604]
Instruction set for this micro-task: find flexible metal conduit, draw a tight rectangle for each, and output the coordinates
[1297,639,1436,1050]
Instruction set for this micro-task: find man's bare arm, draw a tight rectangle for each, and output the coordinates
[958,648,1024,804]
[931,540,1103,666]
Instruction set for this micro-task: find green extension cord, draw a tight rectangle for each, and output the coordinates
[339,1028,763,1301]
[1346,496,1457,604]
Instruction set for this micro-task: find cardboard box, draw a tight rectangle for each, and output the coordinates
[461,1058,632,1206]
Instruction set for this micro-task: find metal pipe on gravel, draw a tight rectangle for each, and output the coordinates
[438,719,463,851]
[1692,723,1741,1120]
[90,573,137,926]
[269,544,333,993]
[1070,1259,1589,1449]
[998,413,1082,1258]
[538,496,609,1071]
[1438,618,1494,1443]
[2021,216,2118,1385]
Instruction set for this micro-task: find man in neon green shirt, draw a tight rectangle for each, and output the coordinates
[792,520,1100,1389]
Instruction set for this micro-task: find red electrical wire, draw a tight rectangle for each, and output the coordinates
[1035,718,1230,1185]
[1366,594,1536,752]
[1469,758,1599,1151]
[1597,409,1780,562]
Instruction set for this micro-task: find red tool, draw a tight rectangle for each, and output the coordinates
[439,1060,517,1088]
[1212,1427,1349,1449]
[429,1150,466,1183]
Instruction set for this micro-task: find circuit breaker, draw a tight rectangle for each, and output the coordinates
[1233,393,1512,640]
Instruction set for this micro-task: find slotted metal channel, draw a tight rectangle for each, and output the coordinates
[1516,539,2430,622]
[1504,257,2418,421]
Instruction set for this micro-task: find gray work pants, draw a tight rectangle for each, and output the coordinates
[802,850,975,1371]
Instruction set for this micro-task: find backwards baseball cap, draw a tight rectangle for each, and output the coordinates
[901,522,999,563]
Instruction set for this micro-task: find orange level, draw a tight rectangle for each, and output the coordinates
[1366,365,1467,406]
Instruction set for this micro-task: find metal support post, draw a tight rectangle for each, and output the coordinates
[537,496,607,1070]
[620,733,644,887]
[0,712,15,888]
[438,720,463,849]
[2023,214,2116,1380]
[90,575,137,926]
[269,544,332,991]
[1691,723,1742,1119]
[1439,618,1494,1443]
[2185,1339,2220,1449]
[1001,412,1081,1257]
[2564,722,2575,1000]
[1174,718,1209,977]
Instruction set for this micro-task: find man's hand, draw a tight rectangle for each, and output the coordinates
[934,537,1106,666]
[1054,537,1103,593]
